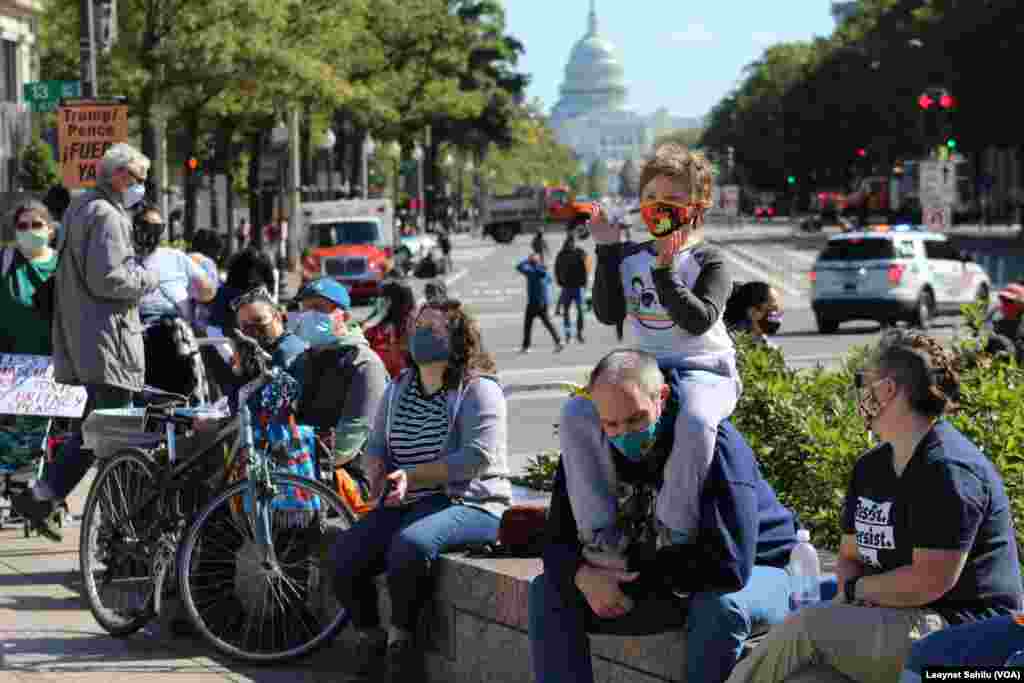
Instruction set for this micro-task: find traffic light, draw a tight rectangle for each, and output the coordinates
[787,175,796,185]
[186,157,199,172]
[918,93,934,110]
[856,148,867,158]
[939,94,956,110]
[946,137,957,150]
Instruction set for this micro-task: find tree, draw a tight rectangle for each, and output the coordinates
[477,105,576,194]
[618,158,640,198]
[586,159,609,198]
[19,137,60,193]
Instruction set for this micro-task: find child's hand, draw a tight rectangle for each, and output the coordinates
[655,230,687,267]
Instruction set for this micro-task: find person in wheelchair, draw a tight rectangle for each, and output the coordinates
[133,204,217,400]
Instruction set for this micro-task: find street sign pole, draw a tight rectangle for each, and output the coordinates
[79,0,98,97]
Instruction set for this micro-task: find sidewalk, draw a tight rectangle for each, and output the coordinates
[0,474,369,683]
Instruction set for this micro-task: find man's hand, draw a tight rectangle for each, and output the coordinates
[575,563,640,619]
[589,209,621,245]
[381,469,408,507]
[654,230,687,268]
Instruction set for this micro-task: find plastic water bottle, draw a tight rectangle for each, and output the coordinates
[788,529,821,611]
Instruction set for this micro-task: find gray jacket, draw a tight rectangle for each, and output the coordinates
[366,370,511,517]
[52,186,158,390]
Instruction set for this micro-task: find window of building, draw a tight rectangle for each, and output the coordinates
[0,40,18,103]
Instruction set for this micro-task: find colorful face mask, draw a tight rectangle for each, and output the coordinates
[639,200,702,238]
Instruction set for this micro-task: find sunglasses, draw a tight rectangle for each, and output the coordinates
[230,286,274,312]
[16,220,46,231]
[124,168,146,184]
[639,200,703,238]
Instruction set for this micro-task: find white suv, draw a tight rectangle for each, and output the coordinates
[810,227,991,334]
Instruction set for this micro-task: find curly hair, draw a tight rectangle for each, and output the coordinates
[638,143,714,209]
[871,329,960,418]
[415,299,497,391]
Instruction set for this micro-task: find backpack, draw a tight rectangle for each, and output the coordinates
[555,247,587,288]
[296,345,360,433]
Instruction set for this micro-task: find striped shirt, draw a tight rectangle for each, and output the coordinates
[390,376,450,502]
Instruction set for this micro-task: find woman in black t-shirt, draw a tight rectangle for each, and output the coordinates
[727,330,1023,683]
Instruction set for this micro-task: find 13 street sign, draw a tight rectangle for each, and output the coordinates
[23,80,82,113]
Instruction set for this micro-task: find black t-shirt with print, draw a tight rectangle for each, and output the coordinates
[842,421,1023,624]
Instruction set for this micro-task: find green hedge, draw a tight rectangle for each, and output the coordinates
[521,304,1024,557]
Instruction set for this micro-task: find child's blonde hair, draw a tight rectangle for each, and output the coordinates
[638,143,714,209]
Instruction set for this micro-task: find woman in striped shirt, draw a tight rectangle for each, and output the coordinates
[330,300,511,681]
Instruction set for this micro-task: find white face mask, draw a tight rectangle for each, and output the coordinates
[123,183,146,209]
[16,229,50,255]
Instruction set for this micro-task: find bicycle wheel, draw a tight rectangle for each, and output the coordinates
[79,449,158,636]
[178,473,356,663]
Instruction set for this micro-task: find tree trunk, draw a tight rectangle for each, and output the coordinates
[301,102,314,188]
[248,132,262,250]
[225,167,236,259]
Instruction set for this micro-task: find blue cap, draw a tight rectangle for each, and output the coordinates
[297,277,351,310]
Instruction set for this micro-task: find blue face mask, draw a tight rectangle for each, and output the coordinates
[409,327,451,365]
[293,311,339,347]
[123,183,146,209]
[609,414,662,462]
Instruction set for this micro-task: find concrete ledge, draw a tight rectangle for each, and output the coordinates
[340,550,839,683]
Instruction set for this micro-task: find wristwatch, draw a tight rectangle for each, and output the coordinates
[844,576,861,603]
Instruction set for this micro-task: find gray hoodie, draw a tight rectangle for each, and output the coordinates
[365,370,511,517]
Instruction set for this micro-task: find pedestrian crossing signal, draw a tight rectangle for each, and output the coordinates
[946,138,957,150]
[787,176,796,185]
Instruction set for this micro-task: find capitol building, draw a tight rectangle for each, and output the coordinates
[550,1,701,185]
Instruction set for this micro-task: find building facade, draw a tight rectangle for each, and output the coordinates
[549,1,703,191]
[0,0,40,194]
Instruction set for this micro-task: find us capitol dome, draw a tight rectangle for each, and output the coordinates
[549,2,700,185]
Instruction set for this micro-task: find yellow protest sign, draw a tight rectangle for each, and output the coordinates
[58,101,129,188]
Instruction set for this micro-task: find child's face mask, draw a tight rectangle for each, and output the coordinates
[639,200,703,238]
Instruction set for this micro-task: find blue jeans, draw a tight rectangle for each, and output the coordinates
[900,616,1024,683]
[529,566,831,683]
[330,493,500,631]
[559,287,584,339]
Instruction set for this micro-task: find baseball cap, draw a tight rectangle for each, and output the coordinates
[296,277,351,310]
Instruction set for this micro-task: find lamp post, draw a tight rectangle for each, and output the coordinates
[271,117,289,227]
[320,127,336,200]
[387,141,401,208]
[413,144,425,232]
[362,135,376,200]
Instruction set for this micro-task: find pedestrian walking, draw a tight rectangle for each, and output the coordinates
[517,253,563,353]
[531,229,549,264]
[13,143,158,540]
[554,233,589,344]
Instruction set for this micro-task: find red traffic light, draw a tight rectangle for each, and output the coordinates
[939,94,955,109]
[856,148,867,158]
[186,157,199,171]
[918,94,934,110]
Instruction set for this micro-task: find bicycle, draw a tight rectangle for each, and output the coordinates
[78,335,357,663]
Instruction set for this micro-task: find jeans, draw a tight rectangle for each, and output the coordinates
[899,616,1024,683]
[330,493,500,631]
[45,384,133,500]
[529,566,828,683]
[523,303,561,350]
[559,287,585,340]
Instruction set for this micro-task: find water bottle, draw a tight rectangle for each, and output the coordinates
[788,529,821,611]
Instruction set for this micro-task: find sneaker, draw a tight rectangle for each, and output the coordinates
[11,491,62,543]
[577,334,585,344]
[519,347,530,354]
[554,343,564,353]
[386,638,421,682]
[351,629,388,676]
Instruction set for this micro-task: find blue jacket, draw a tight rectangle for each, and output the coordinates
[543,419,798,603]
[517,259,553,307]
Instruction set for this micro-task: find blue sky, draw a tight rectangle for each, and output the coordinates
[503,0,837,120]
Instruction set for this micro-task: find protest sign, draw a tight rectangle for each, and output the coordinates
[0,354,88,418]
[57,100,130,189]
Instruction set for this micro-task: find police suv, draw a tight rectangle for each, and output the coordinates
[809,226,991,334]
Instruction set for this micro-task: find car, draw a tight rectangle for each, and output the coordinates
[809,226,992,334]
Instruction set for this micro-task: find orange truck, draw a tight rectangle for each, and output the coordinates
[299,199,437,302]
[480,185,598,244]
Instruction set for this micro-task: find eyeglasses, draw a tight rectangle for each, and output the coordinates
[638,200,704,238]
[136,220,165,231]
[230,286,274,312]
[124,167,146,185]
[16,220,46,231]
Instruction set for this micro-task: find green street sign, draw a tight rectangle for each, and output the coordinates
[23,80,82,113]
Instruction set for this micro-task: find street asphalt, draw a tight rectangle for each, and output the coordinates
[1,220,1017,681]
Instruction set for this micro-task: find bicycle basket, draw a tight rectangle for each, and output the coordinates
[83,408,165,460]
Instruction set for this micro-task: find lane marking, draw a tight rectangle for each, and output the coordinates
[718,247,805,299]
